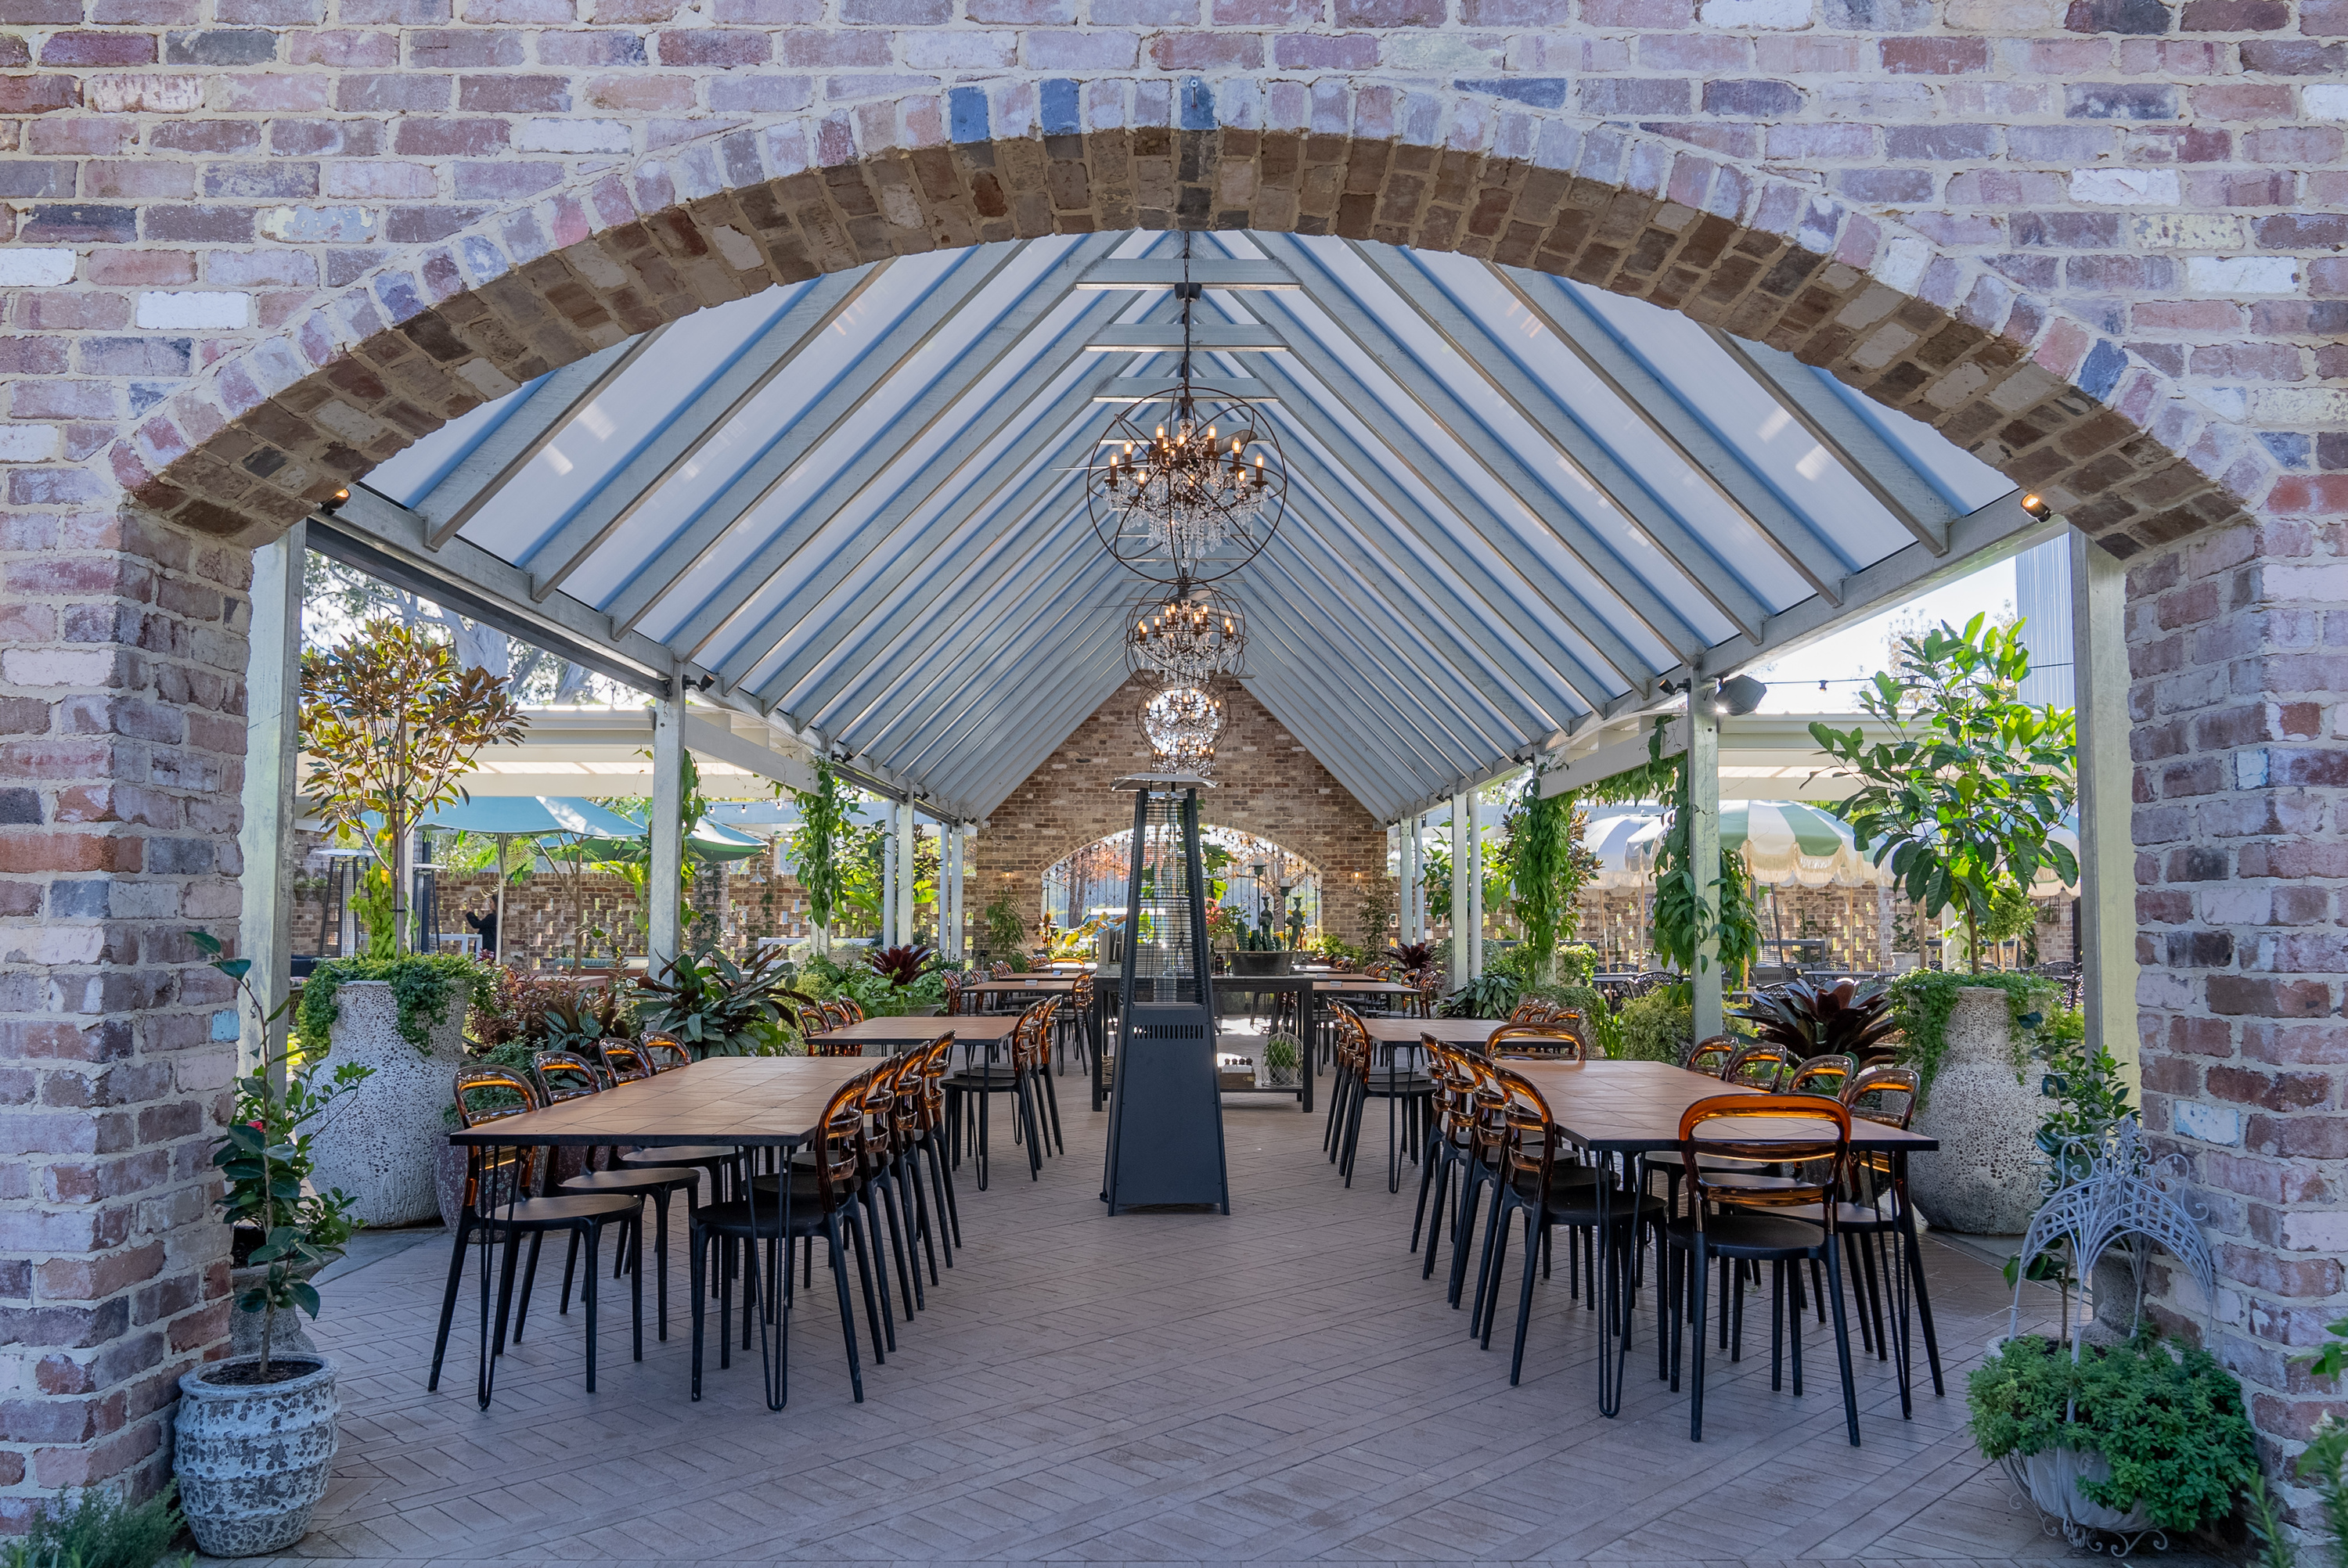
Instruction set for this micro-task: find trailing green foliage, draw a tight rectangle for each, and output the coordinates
[1,1483,190,1568]
[1505,775,1597,986]
[1640,721,1763,988]
[1614,989,1692,1063]
[1967,1334,2256,1534]
[799,952,945,1017]
[1810,614,2077,973]
[2029,1006,2127,1186]
[785,762,854,937]
[1885,968,2056,1095]
[295,953,495,1056]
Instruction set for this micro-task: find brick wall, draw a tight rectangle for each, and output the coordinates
[0,510,243,1520]
[2127,518,2348,1476]
[978,681,1387,947]
[0,0,2343,1516]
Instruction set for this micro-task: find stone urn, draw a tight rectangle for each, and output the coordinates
[1910,987,2044,1234]
[175,1355,339,1557]
[307,979,467,1228]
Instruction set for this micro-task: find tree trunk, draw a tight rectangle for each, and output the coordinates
[389,813,411,954]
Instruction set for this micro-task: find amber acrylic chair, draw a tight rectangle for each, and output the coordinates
[534,1049,702,1343]
[1413,1038,1479,1271]
[1684,1036,1738,1077]
[942,998,1050,1189]
[687,1069,883,1404]
[428,1066,645,1399]
[1484,1021,1586,1061]
[1722,1041,1794,1091]
[911,1034,962,1253]
[1665,1093,1861,1445]
[597,1038,653,1084]
[1785,1053,1856,1099]
[640,1033,692,1073]
[1472,1066,1666,1384]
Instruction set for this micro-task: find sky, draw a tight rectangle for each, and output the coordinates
[1745,556,2018,714]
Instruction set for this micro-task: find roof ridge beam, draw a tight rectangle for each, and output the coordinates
[1075,259,1300,290]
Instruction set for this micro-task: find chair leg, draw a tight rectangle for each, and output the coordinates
[650,1190,672,1343]
[1824,1240,1862,1446]
[580,1224,600,1393]
[427,1214,475,1393]
[1039,1064,1064,1155]
[826,1214,864,1403]
[512,1232,545,1343]
[1689,1243,1711,1440]
[1769,1261,1785,1392]
[1015,1079,1045,1180]
[557,1228,578,1318]
[1508,1210,1543,1385]
[688,1223,707,1401]
[1466,1175,1507,1332]
[1902,1215,1946,1396]
[846,1203,888,1365]
[859,1188,899,1349]
[1475,1195,1515,1347]
[879,1176,917,1321]
[1410,1143,1442,1255]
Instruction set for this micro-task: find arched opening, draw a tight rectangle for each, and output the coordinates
[1040,825,1323,957]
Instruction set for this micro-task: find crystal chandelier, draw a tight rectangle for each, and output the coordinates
[1124,575,1245,688]
[1141,683,1223,777]
[1085,237,1287,585]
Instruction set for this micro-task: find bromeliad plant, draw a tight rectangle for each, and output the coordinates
[193,932,369,1382]
[632,939,808,1056]
[866,943,934,988]
[1730,976,1900,1064]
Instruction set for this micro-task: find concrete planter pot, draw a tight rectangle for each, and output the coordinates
[175,1355,339,1558]
[1910,987,2043,1234]
[308,980,468,1228]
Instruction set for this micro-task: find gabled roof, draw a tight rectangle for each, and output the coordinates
[333,229,2041,825]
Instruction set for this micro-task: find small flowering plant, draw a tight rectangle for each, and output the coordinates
[193,930,371,1379]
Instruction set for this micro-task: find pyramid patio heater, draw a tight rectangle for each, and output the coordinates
[1101,778,1230,1214]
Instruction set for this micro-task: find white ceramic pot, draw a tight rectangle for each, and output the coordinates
[307,979,467,1228]
[1910,987,2045,1234]
[175,1355,339,1558]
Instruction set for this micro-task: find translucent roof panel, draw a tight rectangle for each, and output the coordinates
[345,231,2033,824]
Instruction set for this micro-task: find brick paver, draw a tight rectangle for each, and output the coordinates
[247,1089,2212,1566]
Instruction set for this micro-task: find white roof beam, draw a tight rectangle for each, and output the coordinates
[1344,240,1772,642]
[1076,259,1299,290]
[1082,324,1288,352]
[603,243,1033,637]
[519,269,881,602]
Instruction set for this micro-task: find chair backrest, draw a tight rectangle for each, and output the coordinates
[451,1066,546,1207]
[1785,1053,1856,1099]
[819,1001,853,1033]
[941,972,966,1016]
[1463,1056,1512,1170]
[598,1038,652,1084]
[1492,1066,1558,1201]
[1684,1035,1737,1076]
[1484,1021,1584,1061]
[796,1004,829,1041]
[1677,1093,1850,1219]
[1011,997,1055,1070]
[1071,971,1093,1009]
[1721,1041,1792,1091]
[840,996,867,1024]
[1842,1062,1921,1127]
[809,1070,870,1210]
[1507,998,1550,1024]
[990,962,1014,980]
[532,1048,605,1103]
[855,1063,899,1172]
[640,1033,691,1073]
[913,1034,953,1131]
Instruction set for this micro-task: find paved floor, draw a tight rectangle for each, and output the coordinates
[249,1076,2202,1566]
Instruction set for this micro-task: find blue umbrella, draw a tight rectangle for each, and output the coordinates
[411,797,643,960]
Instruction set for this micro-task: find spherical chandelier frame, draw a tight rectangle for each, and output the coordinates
[1122,574,1248,689]
[1085,385,1289,586]
[1141,683,1225,778]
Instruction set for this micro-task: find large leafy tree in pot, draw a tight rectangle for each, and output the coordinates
[301,617,530,953]
[1810,613,2077,974]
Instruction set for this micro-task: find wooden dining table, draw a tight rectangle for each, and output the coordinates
[1493,1059,1939,1419]
[447,1056,874,1412]
[822,1014,1014,1053]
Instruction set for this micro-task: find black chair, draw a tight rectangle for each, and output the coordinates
[1328,1002,1435,1194]
[427,1067,644,1396]
[1665,1093,1862,1445]
[1472,1066,1665,1384]
[533,1049,703,1343]
[943,998,1051,1189]
[688,1068,884,1404]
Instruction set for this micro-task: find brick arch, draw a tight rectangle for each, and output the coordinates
[113,87,2274,560]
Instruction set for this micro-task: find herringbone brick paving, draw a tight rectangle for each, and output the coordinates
[243,1088,2214,1566]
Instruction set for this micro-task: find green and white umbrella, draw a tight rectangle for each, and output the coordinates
[1584,801,2080,892]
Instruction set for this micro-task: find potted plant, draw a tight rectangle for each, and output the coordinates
[7,1482,190,1568]
[298,618,522,1227]
[177,933,370,1559]
[1262,1033,1301,1089]
[1968,1333,2255,1548]
[1230,910,1291,976]
[979,886,1027,965]
[1810,616,2077,1234]
[633,937,807,1053]
[1729,976,1900,1065]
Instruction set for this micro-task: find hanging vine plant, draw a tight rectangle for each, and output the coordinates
[786,761,853,946]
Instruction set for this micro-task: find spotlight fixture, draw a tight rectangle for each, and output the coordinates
[1715,674,1768,717]
[321,487,350,514]
[2019,493,2052,521]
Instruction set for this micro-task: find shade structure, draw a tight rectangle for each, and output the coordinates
[330,229,2047,827]
[1585,801,2080,891]
[412,796,645,838]
[570,815,767,865]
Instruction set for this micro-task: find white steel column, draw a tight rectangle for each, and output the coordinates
[2071,533,2139,1084]
[899,807,920,946]
[1404,814,1424,944]
[1448,795,1471,982]
[1689,688,1724,1041]
[880,803,901,947]
[236,522,305,1073]
[1465,789,1485,979]
[648,689,684,969]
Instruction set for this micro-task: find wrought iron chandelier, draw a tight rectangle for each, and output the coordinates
[1141,683,1224,777]
[1124,574,1245,687]
[1085,236,1287,585]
